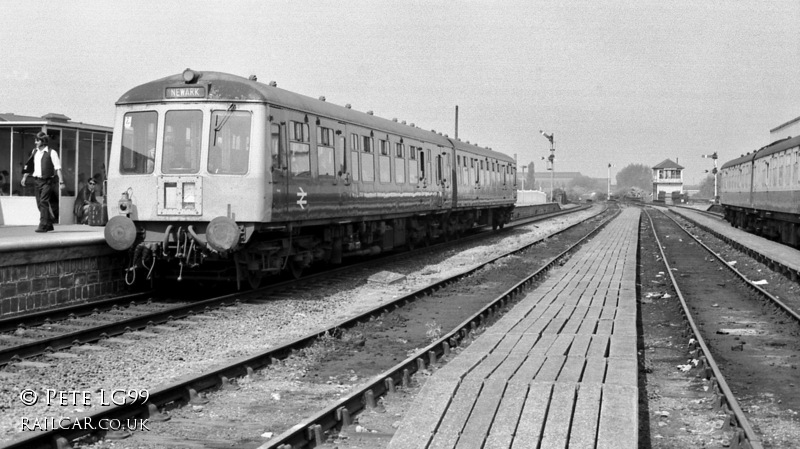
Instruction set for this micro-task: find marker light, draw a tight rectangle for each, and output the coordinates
[183,68,199,84]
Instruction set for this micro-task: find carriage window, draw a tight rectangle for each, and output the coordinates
[350,133,360,181]
[120,111,157,174]
[395,142,404,158]
[379,139,389,155]
[289,121,310,177]
[270,123,284,170]
[163,110,202,174]
[208,109,251,174]
[362,135,373,153]
[317,126,335,177]
[418,149,426,182]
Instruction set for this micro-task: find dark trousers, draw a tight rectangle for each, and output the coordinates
[33,177,56,229]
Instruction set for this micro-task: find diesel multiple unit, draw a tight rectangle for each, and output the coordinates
[719,135,800,247]
[105,70,518,287]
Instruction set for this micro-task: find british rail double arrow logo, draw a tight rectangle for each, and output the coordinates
[296,187,308,209]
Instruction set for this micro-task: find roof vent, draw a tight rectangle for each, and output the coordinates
[319,96,326,101]
[42,113,71,122]
[410,123,415,127]
[367,111,374,115]
[248,75,257,81]
[345,104,352,109]
[269,81,277,87]
[401,120,406,125]
[392,118,398,122]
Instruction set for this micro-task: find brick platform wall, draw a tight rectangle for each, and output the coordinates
[0,245,129,317]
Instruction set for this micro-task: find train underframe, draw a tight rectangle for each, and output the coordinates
[724,206,800,247]
[127,206,514,289]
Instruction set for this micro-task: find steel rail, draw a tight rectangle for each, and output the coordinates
[0,291,154,334]
[666,207,800,283]
[660,210,800,326]
[0,204,593,366]
[0,205,613,449]
[645,208,763,449]
[262,207,618,449]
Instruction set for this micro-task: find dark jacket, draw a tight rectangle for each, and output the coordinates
[23,148,56,178]
[74,185,98,223]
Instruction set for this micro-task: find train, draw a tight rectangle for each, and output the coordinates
[719,135,800,247]
[104,69,518,288]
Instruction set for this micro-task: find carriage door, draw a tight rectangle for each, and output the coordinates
[269,121,289,217]
[316,117,347,210]
[436,148,450,208]
[286,114,312,220]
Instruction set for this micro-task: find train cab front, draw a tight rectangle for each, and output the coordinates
[105,69,272,286]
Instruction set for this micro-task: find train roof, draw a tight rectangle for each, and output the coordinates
[117,70,515,164]
[720,135,800,169]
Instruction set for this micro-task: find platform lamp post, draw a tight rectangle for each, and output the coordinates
[520,165,527,190]
[540,130,555,202]
[702,152,718,203]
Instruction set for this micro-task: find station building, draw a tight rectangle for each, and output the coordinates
[0,113,112,225]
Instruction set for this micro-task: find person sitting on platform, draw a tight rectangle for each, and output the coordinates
[74,178,100,224]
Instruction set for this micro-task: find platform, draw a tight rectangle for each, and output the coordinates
[0,224,127,318]
[389,207,640,449]
[0,224,106,253]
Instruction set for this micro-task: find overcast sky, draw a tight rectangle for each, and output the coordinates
[2,0,798,184]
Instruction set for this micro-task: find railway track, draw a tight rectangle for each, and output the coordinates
[669,206,800,283]
[0,204,604,449]
[645,207,800,448]
[0,206,589,368]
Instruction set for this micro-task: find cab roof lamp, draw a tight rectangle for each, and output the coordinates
[183,68,199,84]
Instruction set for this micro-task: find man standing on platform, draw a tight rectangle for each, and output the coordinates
[21,131,65,232]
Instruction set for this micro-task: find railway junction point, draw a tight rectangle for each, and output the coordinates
[389,207,640,448]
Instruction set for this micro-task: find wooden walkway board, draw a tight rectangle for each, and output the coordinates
[388,208,641,449]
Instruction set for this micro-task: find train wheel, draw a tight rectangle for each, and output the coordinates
[235,252,263,290]
[289,260,304,279]
[247,270,263,289]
